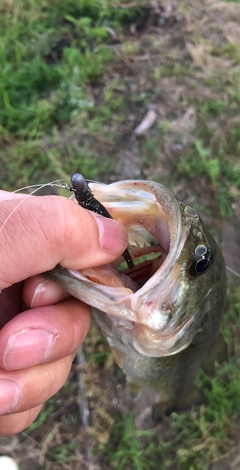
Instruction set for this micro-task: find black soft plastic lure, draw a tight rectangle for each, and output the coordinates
[70,173,134,269]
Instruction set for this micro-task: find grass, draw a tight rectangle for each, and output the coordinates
[27,398,57,433]
[0,0,141,189]
[100,413,157,470]
[0,0,240,469]
[0,1,116,134]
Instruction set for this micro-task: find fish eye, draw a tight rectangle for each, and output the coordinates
[189,244,212,276]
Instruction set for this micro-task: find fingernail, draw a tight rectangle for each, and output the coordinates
[91,213,128,254]
[0,380,22,415]
[3,329,57,370]
[31,279,68,308]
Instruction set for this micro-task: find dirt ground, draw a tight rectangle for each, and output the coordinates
[1,0,240,469]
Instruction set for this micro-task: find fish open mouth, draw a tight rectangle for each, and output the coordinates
[80,223,168,293]
[114,231,167,289]
[46,179,190,356]
[80,179,183,295]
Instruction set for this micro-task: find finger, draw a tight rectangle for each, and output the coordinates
[23,274,70,308]
[0,190,26,201]
[0,298,91,370]
[0,404,43,437]
[0,194,128,290]
[0,354,73,423]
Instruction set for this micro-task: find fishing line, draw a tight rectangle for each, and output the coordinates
[226,266,240,278]
[13,178,69,193]
[20,431,41,446]
[1,176,112,237]
[0,180,70,235]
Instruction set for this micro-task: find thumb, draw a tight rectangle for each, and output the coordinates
[0,192,128,290]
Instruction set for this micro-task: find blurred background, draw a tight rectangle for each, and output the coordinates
[0,1,240,468]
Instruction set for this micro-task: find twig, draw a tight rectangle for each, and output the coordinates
[76,346,89,429]
[134,110,157,136]
[75,346,95,470]
[39,423,60,466]
[110,2,140,8]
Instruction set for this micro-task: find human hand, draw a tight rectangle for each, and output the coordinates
[0,190,128,436]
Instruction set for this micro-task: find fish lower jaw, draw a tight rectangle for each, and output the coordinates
[131,317,195,357]
[132,336,192,357]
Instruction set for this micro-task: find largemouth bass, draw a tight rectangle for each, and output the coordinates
[46,178,226,417]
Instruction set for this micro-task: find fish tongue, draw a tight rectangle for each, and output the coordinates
[81,265,139,292]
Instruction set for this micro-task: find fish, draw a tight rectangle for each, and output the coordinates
[46,177,226,418]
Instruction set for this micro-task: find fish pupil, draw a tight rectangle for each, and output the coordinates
[195,257,210,273]
[190,244,212,276]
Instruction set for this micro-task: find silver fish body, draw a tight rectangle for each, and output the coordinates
[46,180,226,415]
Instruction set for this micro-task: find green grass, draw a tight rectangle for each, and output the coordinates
[99,413,159,470]
[0,0,142,189]
[171,91,240,216]
[0,0,144,137]
[161,62,193,81]
[0,4,111,135]
[0,0,138,136]
[27,397,57,432]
